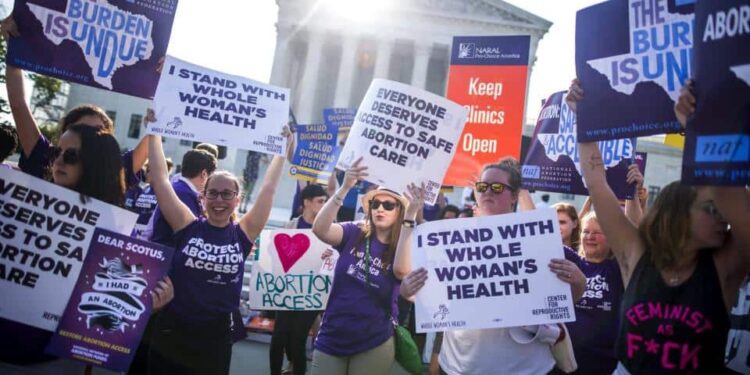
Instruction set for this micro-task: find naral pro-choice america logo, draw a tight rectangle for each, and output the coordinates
[27,0,155,89]
[458,43,475,58]
[78,257,147,332]
[458,42,521,60]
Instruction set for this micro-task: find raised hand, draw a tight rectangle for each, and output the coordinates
[343,157,368,190]
[565,78,584,113]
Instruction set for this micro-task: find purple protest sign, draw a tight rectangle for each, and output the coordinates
[522,91,643,199]
[8,0,178,99]
[46,228,172,372]
[574,0,692,141]
[682,0,750,186]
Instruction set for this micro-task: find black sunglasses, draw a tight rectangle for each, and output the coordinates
[475,181,511,194]
[370,199,399,211]
[51,146,81,165]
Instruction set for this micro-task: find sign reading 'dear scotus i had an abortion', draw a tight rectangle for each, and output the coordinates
[47,229,173,372]
[336,79,468,205]
[412,209,575,333]
[148,56,290,155]
[0,168,137,331]
[8,0,178,99]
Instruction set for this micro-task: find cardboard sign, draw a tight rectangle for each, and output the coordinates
[47,229,172,372]
[148,55,290,155]
[289,123,341,184]
[412,209,576,333]
[8,0,178,99]
[0,168,137,331]
[249,230,332,311]
[522,91,643,199]
[444,35,530,187]
[682,0,750,186]
[575,0,693,141]
[336,79,468,204]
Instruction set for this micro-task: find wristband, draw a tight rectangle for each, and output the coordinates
[402,219,416,228]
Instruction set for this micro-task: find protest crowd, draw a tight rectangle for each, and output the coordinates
[0,1,749,375]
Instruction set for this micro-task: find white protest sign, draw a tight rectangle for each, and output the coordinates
[249,229,333,310]
[0,169,137,331]
[412,208,575,333]
[319,250,339,277]
[148,55,290,155]
[336,79,468,204]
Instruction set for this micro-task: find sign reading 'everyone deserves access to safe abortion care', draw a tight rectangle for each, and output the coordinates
[443,35,530,187]
[148,56,290,155]
[412,209,575,333]
[0,168,137,331]
[336,79,468,205]
[8,0,178,99]
[249,230,333,311]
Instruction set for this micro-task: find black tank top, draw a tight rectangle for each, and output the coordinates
[617,250,729,373]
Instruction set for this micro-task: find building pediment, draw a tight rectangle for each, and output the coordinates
[404,0,552,32]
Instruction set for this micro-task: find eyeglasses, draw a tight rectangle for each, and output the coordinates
[582,230,604,237]
[205,190,239,200]
[370,200,399,211]
[51,146,81,165]
[475,182,512,194]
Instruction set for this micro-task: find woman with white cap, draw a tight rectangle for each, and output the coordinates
[311,157,415,374]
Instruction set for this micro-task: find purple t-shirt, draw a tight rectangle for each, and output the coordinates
[567,256,623,375]
[150,179,202,247]
[164,217,252,323]
[314,222,400,356]
[18,134,142,188]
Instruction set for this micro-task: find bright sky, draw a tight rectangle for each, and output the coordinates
[154,1,605,124]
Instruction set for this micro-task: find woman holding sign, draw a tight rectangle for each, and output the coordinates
[567,79,750,373]
[398,158,586,375]
[145,129,292,374]
[560,211,624,375]
[311,158,411,375]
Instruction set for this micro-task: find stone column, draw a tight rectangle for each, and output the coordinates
[372,38,393,79]
[333,34,359,108]
[411,43,432,90]
[269,24,292,87]
[297,29,325,123]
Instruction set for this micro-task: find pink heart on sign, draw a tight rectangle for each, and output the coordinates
[274,233,311,273]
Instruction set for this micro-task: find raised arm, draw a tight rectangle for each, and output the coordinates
[393,183,424,279]
[130,126,150,174]
[624,163,644,225]
[148,134,195,232]
[568,79,643,284]
[239,128,294,241]
[313,158,367,246]
[2,18,40,157]
[713,188,750,282]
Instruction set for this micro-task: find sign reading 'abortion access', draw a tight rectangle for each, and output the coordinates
[148,56,290,155]
[8,0,177,99]
[0,168,137,331]
[336,79,467,204]
[412,209,575,333]
[249,230,332,311]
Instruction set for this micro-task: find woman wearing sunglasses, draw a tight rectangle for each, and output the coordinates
[567,79,750,373]
[145,130,292,374]
[311,157,416,374]
[397,158,586,375]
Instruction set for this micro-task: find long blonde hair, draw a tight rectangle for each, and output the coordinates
[354,201,405,270]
